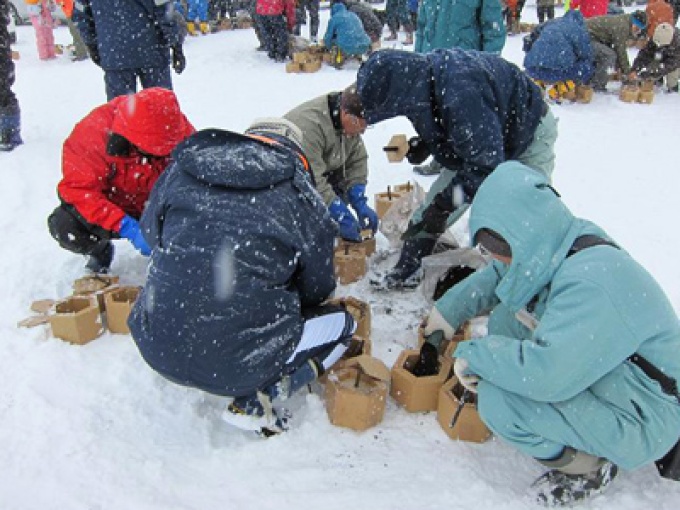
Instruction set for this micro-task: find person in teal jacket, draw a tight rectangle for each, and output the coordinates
[323,2,370,57]
[423,162,680,506]
[415,0,506,54]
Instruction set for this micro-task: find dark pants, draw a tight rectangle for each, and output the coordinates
[589,41,617,91]
[47,203,119,256]
[103,67,173,101]
[0,12,19,115]
[294,0,320,38]
[537,6,554,23]
[386,0,413,32]
[257,14,288,61]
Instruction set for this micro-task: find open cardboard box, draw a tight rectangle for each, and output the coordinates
[383,134,409,163]
[374,186,404,219]
[334,245,366,285]
[437,377,491,443]
[325,355,390,431]
[335,229,376,258]
[72,275,120,312]
[327,296,372,342]
[390,349,453,412]
[104,286,141,334]
[50,296,104,345]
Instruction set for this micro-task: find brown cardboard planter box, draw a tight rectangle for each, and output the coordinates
[393,182,414,194]
[575,84,594,104]
[374,187,404,219]
[637,90,654,104]
[417,324,466,357]
[292,51,312,64]
[104,286,141,334]
[620,85,640,103]
[72,275,120,312]
[335,230,375,258]
[383,134,409,163]
[390,349,453,412]
[325,355,390,431]
[301,60,322,73]
[437,377,491,443]
[286,62,303,73]
[327,296,372,341]
[334,245,366,285]
[50,296,104,345]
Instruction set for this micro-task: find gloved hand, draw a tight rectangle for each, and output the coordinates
[423,307,457,341]
[454,357,480,393]
[411,342,439,377]
[328,198,362,242]
[401,200,451,240]
[87,44,101,67]
[119,215,151,256]
[347,184,379,233]
[406,136,430,165]
[172,45,186,74]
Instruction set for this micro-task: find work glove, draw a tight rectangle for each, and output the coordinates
[411,342,439,377]
[172,45,186,74]
[454,357,480,393]
[401,199,451,240]
[405,136,430,165]
[347,184,379,233]
[119,215,151,256]
[87,44,101,67]
[328,198,362,242]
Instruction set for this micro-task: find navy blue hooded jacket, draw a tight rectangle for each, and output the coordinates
[73,0,181,71]
[356,48,545,202]
[128,129,337,397]
[523,10,594,84]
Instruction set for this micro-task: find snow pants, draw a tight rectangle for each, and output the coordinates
[103,67,173,101]
[475,303,680,470]
[410,108,558,228]
[294,0,320,38]
[47,203,120,256]
[258,14,288,60]
[589,41,617,90]
[385,0,413,32]
[29,4,56,61]
[187,0,209,22]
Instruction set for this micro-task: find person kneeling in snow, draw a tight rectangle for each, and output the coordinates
[631,23,680,93]
[323,2,371,67]
[421,161,680,506]
[128,118,356,436]
[47,88,195,273]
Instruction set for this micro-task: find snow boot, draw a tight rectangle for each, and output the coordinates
[371,236,437,291]
[403,30,414,45]
[413,160,443,176]
[385,30,398,41]
[85,242,114,274]
[0,112,23,152]
[223,392,289,437]
[531,448,619,507]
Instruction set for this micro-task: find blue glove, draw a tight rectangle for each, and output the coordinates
[347,184,379,233]
[119,215,151,256]
[328,198,362,242]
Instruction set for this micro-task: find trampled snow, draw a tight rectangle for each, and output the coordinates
[2,4,680,509]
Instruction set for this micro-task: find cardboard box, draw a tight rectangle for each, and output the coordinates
[104,286,141,334]
[325,355,390,431]
[437,377,491,442]
[11,50,20,61]
[374,187,404,219]
[575,84,593,104]
[286,61,303,73]
[50,296,104,345]
[390,349,453,412]
[637,90,654,104]
[292,51,311,64]
[334,245,366,285]
[620,85,640,103]
[335,230,375,258]
[417,322,467,356]
[383,134,409,163]
[328,296,372,342]
[73,274,119,295]
[301,60,322,73]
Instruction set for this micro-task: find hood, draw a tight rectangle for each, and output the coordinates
[356,50,433,125]
[173,129,300,190]
[331,3,346,15]
[110,88,192,156]
[469,162,594,312]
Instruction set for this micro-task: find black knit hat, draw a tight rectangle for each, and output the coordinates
[341,83,365,119]
[475,228,512,258]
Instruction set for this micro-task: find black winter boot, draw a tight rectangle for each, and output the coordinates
[85,242,114,274]
[371,236,437,290]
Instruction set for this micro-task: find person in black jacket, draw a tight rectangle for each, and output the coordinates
[128,118,355,436]
[631,22,680,92]
[73,0,186,100]
[356,48,557,290]
[0,2,21,151]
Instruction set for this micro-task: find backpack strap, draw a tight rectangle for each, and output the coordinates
[566,234,619,258]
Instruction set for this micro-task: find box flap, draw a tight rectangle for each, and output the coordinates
[345,355,390,382]
[30,299,55,314]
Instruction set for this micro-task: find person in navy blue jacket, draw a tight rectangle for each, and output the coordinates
[128,118,355,436]
[73,0,186,100]
[356,48,557,290]
[0,2,21,151]
[523,9,594,85]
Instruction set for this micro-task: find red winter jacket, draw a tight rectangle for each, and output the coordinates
[58,92,194,233]
[571,0,609,18]
[256,0,296,31]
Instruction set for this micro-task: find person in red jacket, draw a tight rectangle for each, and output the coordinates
[255,0,296,62]
[570,0,608,19]
[47,88,195,273]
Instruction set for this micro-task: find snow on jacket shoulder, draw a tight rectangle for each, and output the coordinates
[323,3,370,55]
[129,129,336,397]
[523,10,594,83]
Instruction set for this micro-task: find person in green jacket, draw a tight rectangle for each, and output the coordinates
[422,161,680,506]
[284,85,377,243]
[586,10,647,90]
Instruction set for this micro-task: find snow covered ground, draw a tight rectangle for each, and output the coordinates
[2,4,680,509]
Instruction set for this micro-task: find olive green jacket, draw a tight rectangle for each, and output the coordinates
[586,13,636,74]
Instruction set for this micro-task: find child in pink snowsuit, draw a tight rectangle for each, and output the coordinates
[26,0,57,60]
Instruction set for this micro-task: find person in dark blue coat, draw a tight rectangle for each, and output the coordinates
[356,48,557,290]
[128,118,355,436]
[523,10,594,85]
[73,0,186,100]
[0,2,21,151]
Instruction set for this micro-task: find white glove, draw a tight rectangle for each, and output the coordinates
[454,357,480,393]
[423,307,457,341]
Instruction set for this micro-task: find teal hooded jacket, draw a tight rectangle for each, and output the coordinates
[415,0,506,54]
[442,162,680,469]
